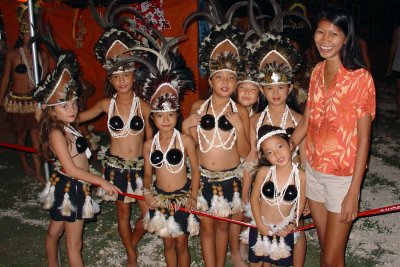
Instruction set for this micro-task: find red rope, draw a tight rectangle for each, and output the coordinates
[0,142,37,153]
[113,190,400,233]
[2,142,399,232]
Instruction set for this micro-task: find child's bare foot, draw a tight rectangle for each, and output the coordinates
[127,251,138,267]
[126,259,138,267]
[231,252,248,267]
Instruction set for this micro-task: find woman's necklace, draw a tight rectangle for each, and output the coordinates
[196,96,237,153]
[107,93,143,138]
[150,129,185,173]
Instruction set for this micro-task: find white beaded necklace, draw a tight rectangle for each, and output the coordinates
[260,162,300,225]
[64,125,92,158]
[256,105,297,133]
[196,96,238,153]
[107,93,143,138]
[150,129,185,173]
[20,47,43,87]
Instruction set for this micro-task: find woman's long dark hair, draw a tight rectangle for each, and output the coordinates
[316,6,365,70]
[14,36,24,48]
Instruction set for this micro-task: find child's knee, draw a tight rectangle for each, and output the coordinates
[216,221,229,231]
[47,227,63,240]
[66,238,82,253]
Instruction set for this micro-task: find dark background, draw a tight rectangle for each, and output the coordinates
[55,0,400,46]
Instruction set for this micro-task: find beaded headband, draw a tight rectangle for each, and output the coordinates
[256,129,287,151]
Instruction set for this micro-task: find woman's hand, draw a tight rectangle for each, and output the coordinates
[303,199,311,216]
[340,192,359,223]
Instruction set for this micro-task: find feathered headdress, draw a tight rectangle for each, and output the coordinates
[94,27,141,74]
[104,25,195,113]
[251,31,303,85]
[33,52,82,107]
[183,1,253,77]
[90,0,172,75]
[142,52,195,112]
[237,41,260,87]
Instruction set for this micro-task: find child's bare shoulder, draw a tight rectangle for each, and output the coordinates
[290,108,303,122]
[49,128,63,138]
[250,112,261,125]
[191,100,205,113]
[181,133,195,144]
[256,166,270,176]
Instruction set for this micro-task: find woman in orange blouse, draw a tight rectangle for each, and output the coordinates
[291,6,376,267]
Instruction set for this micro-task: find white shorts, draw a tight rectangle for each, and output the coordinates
[305,162,353,213]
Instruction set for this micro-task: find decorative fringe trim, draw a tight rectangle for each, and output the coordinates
[240,227,250,245]
[251,234,290,260]
[187,214,200,237]
[167,216,184,238]
[276,236,291,259]
[82,196,100,219]
[41,184,55,210]
[252,234,267,256]
[143,212,150,230]
[209,195,231,217]
[148,210,166,233]
[38,182,51,202]
[269,237,280,260]
[261,236,271,256]
[124,181,136,203]
[102,191,118,201]
[151,192,190,211]
[230,191,243,214]
[209,194,219,215]
[58,192,76,216]
[96,187,106,198]
[97,145,109,161]
[244,202,254,219]
[2,95,35,113]
[133,176,143,196]
[197,194,208,211]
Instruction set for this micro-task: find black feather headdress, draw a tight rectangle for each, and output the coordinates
[251,31,303,85]
[33,51,82,107]
[142,52,195,112]
[183,1,253,78]
[94,27,141,74]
